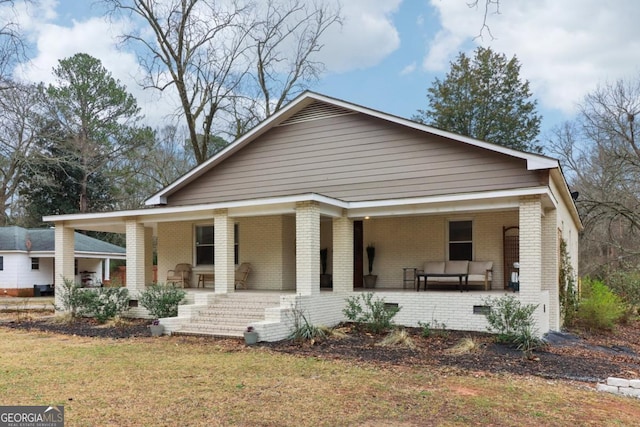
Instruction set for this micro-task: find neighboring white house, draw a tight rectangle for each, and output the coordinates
[44,92,582,341]
[0,226,126,297]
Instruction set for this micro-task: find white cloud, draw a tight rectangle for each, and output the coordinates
[9,0,406,127]
[13,11,177,128]
[425,0,640,114]
[400,62,416,76]
[317,0,402,72]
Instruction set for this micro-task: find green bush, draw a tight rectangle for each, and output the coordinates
[605,270,640,312]
[575,278,626,331]
[138,283,186,319]
[417,319,448,338]
[559,239,579,326]
[483,295,538,341]
[55,278,86,317]
[80,287,130,323]
[343,292,400,334]
[482,295,543,357]
[288,306,327,343]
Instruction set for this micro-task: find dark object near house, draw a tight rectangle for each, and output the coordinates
[33,284,54,297]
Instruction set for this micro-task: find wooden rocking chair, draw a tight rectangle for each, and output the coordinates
[234,263,251,289]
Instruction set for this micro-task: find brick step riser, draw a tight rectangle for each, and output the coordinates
[177,327,244,337]
[178,326,246,336]
[189,318,262,326]
[196,308,272,317]
[204,298,280,305]
[212,300,280,307]
[191,313,264,322]
[173,331,243,338]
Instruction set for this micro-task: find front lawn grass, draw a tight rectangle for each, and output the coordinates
[1,329,639,426]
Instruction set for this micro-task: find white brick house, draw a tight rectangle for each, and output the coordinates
[44,92,582,341]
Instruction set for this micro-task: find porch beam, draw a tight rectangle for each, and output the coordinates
[214,209,235,294]
[54,223,75,312]
[296,201,321,295]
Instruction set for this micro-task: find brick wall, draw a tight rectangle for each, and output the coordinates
[157,221,193,285]
[360,211,517,289]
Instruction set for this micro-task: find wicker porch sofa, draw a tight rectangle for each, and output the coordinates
[417,260,493,290]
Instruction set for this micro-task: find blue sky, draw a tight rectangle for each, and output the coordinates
[9,0,640,144]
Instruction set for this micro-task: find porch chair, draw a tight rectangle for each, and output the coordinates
[166,263,192,288]
[234,263,252,289]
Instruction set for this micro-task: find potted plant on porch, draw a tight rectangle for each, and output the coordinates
[364,243,377,288]
[320,248,332,288]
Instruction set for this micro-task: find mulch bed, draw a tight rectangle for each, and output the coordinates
[262,323,640,382]
[1,317,151,339]
[3,315,640,383]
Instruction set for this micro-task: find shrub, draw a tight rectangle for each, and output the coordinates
[483,295,538,341]
[575,278,626,331]
[376,328,415,349]
[55,278,85,317]
[288,305,327,343]
[483,295,543,358]
[606,270,640,313]
[343,292,400,334]
[79,287,130,323]
[138,283,186,319]
[418,319,448,338]
[559,239,579,326]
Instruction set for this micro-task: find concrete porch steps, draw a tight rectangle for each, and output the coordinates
[173,293,281,338]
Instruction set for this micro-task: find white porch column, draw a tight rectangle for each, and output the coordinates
[145,227,154,284]
[542,209,560,330]
[104,258,111,282]
[296,201,320,296]
[333,214,353,293]
[214,209,235,294]
[54,223,75,312]
[519,196,546,332]
[125,220,147,293]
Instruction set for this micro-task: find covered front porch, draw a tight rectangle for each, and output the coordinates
[46,190,559,341]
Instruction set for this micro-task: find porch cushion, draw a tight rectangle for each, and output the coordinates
[444,260,469,275]
[469,261,493,275]
[423,261,445,274]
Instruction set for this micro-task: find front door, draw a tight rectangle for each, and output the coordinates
[353,220,363,288]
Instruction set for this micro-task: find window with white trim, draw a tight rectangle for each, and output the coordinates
[448,220,473,261]
[195,224,239,265]
[31,257,39,270]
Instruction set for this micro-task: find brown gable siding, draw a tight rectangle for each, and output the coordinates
[167,112,543,206]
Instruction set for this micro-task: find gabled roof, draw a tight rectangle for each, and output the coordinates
[146,91,559,206]
[0,226,125,255]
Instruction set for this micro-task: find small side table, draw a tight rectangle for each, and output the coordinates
[403,268,417,290]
